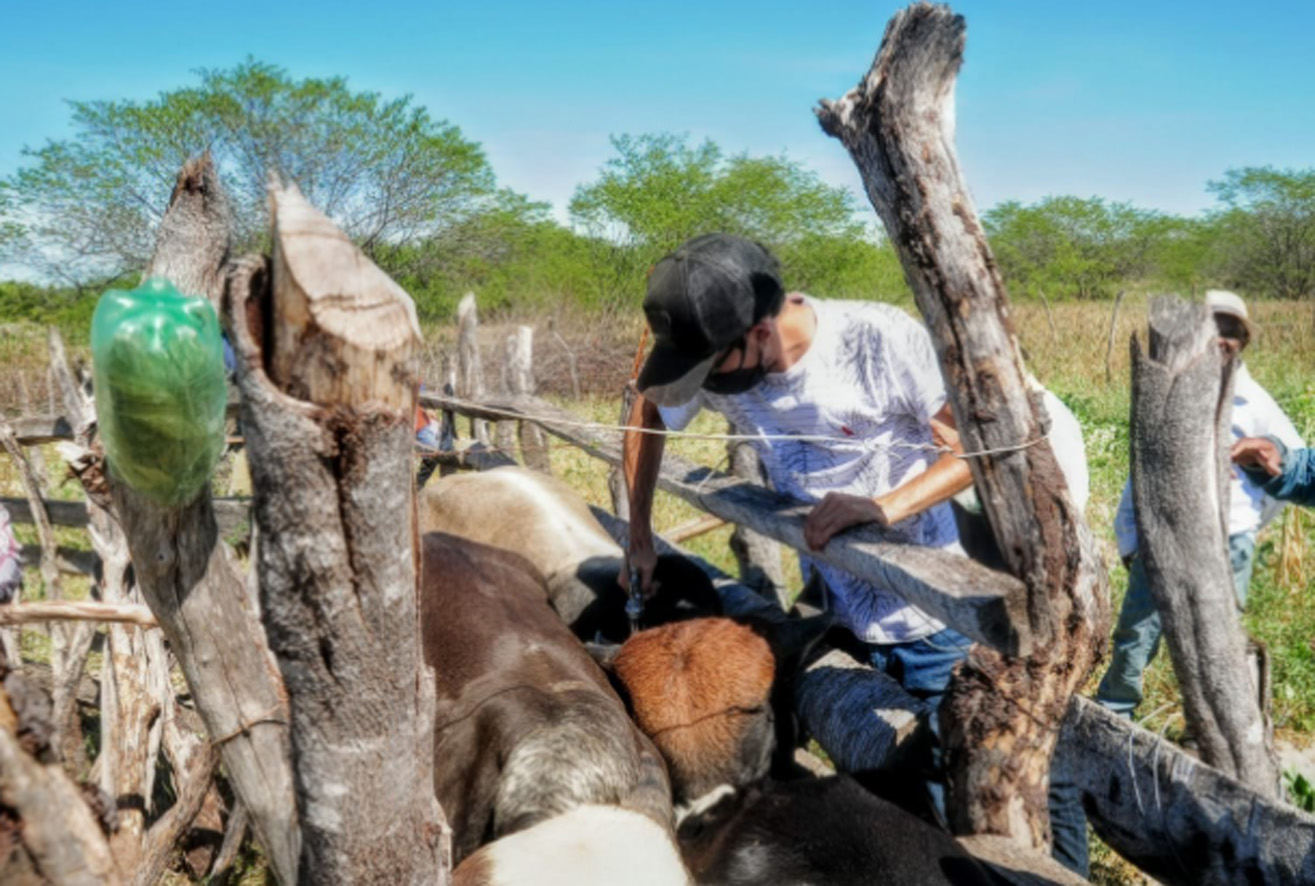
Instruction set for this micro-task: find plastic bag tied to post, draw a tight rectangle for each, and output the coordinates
[91,277,228,507]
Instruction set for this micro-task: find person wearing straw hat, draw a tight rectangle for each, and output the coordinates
[1095,290,1305,718]
[621,232,1092,873]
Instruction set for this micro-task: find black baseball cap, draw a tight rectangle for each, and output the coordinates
[637,234,785,406]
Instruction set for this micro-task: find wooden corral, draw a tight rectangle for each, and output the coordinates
[2,4,1314,885]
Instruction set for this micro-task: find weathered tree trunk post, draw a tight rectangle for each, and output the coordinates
[1130,296,1279,795]
[105,155,300,884]
[225,181,447,883]
[818,3,1109,850]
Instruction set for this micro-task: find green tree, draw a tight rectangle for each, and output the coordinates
[1208,166,1315,300]
[568,133,868,304]
[984,196,1192,299]
[0,59,496,287]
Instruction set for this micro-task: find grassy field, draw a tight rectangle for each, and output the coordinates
[2,295,1313,884]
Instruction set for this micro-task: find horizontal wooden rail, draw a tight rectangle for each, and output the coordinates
[3,496,250,539]
[422,391,1031,656]
[0,601,158,629]
[18,544,98,576]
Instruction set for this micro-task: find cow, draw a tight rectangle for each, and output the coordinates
[419,531,689,884]
[609,617,997,886]
[419,466,721,641]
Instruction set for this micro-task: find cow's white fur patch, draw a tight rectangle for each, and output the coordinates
[477,805,690,886]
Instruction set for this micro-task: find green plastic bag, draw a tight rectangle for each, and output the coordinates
[91,277,228,507]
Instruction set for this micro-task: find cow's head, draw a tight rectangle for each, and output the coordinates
[608,613,830,806]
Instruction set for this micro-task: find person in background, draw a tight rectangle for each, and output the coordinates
[1095,290,1304,717]
[0,504,22,605]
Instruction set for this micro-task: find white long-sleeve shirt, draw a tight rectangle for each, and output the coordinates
[1114,363,1304,558]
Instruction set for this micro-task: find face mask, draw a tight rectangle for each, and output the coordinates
[703,364,766,395]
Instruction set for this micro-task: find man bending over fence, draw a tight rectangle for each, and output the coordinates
[620,233,1090,875]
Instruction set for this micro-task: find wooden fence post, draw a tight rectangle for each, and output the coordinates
[457,292,490,446]
[1130,296,1278,795]
[227,181,447,883]
[509,326,550,472]
[106,155,300,884]
[817,3,1110,850]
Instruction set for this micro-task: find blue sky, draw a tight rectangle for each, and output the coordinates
[2,0,1314,226]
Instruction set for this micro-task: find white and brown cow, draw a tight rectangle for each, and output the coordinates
[420,532,689,885]
[420,467,721,641]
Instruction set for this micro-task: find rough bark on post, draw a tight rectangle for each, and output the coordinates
[495,336,518,457]
[818,3,1109,848]
[106,155,300,884]
[456,292,490,445]
[509,325,550,472]
[226,181,447,884]
[727,432,788,608]
[1130,297,1278,795]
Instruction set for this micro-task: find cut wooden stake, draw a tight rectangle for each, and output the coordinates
[1130,297,1278,795]
[456,292,490,445]
[228,181,447,883]
[509,326,550,473]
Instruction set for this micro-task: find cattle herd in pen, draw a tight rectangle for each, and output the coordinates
[417,467,1000,886]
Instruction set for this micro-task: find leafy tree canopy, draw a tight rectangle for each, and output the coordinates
[1207,166,1315,300]
[568,133,863,254]
[0,59,497,287]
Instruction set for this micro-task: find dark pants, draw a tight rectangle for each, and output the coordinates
[865,626,1089,877]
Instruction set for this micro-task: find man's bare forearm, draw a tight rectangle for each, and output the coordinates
[876,452,972,524]
[624,394,666,546]
[875,403,973,524]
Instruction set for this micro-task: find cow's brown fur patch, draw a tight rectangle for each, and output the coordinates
[614,619,775,797]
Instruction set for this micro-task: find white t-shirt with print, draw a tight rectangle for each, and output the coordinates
[657,296,960,645]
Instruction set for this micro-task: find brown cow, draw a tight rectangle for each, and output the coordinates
[610,617,996,886]
[420,532,689,884]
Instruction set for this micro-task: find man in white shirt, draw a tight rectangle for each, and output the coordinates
[1096,291,1304,716]
[622,233,1091,873]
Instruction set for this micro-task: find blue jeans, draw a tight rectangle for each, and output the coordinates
[1096,532,1257,716]
[865,627,1088,875]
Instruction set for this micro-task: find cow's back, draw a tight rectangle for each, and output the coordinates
[420,532,673,863]
[419,467,619,584]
